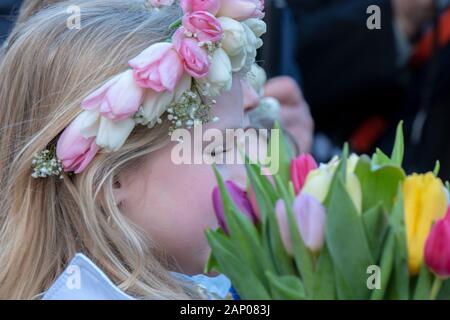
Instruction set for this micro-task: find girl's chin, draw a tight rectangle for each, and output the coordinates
[204,268,220,276]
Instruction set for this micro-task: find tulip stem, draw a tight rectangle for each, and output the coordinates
[430,277,443,300]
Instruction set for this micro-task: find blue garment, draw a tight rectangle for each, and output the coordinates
[42,253,231,300]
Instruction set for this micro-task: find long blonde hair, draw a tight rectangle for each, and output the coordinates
[16,0,64,24]
[0,0,201,299]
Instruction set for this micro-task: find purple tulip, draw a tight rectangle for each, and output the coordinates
[212,181,258,233]
[275,193,326,254]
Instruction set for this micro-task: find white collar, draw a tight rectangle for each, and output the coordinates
[43,253,231,300]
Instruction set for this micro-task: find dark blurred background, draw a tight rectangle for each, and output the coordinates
[0,0,20,42]
[259,0,450,181]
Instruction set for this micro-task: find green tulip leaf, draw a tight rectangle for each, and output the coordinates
[336,143,349,183]
[370,121,404,168]
[324,175,374,299]
[355,155,405,212]
[372,148,392,168]
[206,230,271,299]
[392,226,409,299]
[385,187,409,299]
[212,166,276,288]
[312,245,336,299]
[413,263,433,300]
[433,160,440,176]
[266,271,306,300]
[371,231,395,300]
[437,279,450,299]
[371,187,407,299]
[362,203,389,261]
[390,121,404,167]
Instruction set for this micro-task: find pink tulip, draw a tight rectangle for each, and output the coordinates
[217,0,264,21]
[128,42,184,92]
[149,0,174,7]
[212,181,258,234]
[173,29,211,78]
[182,11,223,43]
[276,194,326,254]
[180,0,220,15]
[425,208,450,278]
[56,115,100,174]
[290,154,318,194]
[81,70,144,121]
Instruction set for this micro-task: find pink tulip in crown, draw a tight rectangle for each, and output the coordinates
[31,0,266,178]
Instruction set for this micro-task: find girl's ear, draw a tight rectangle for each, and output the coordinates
[112,174,127,208]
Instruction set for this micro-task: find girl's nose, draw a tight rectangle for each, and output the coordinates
[241,79,260,112]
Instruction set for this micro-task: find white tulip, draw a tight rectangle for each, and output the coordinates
[241,22,260,73]
[96,117,135,152]
[219,17,248,72]
[77,110,100,139]
[198,48,232,97]
[243,18,267,38]
[139,90,174,128]
[219,17,247,56]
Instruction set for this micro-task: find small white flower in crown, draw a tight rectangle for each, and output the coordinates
[33,0,266,178]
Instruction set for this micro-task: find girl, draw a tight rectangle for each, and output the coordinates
[0,0,265,299]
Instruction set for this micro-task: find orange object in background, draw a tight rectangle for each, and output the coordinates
[412,7,450,66]
[350,116,388,153]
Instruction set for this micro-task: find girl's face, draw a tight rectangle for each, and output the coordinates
[113,75,256,275]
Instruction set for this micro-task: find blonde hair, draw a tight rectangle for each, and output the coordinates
[0,0,202,299]
[16,0,64,24]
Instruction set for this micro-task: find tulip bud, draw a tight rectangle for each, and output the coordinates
[212,181,257,234]
[425,208,450,278]
[96,117,135,153]
[197,48,232,97]
[301,156,362,213]
[242,18,267,38]
[404,173,448,275]
[275,194,326,254]
[180,0,220,15]
[290,153,318,194]
[217,0,264,21]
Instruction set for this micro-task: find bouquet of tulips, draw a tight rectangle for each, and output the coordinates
[205,122,450,300]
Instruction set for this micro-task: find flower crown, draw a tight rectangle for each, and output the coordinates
[32,0,266,178]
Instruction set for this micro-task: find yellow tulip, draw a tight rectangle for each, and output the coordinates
[403,173,448,275]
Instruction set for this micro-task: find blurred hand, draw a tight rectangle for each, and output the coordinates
[393,0,434,38]
[264,76,314,153]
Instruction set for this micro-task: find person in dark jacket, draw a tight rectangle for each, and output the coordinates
[287,0,432,149]
[286,0,450,180]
